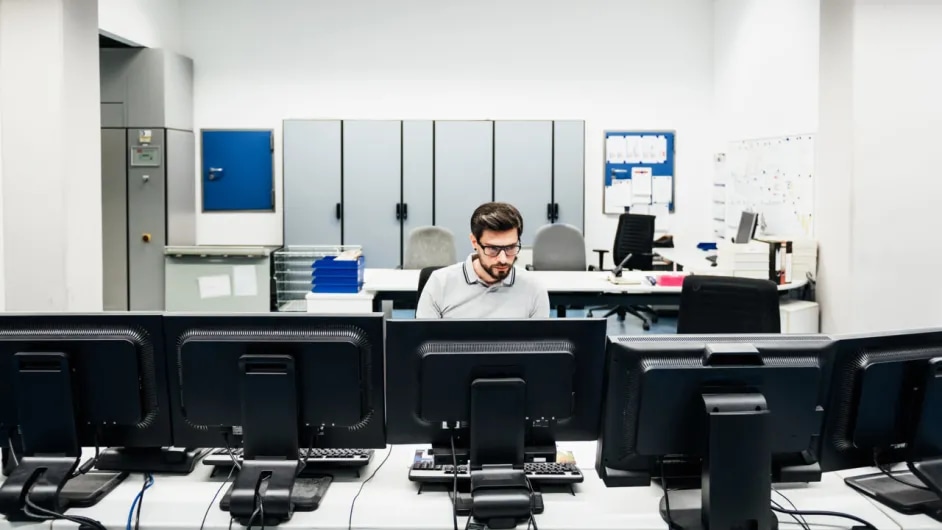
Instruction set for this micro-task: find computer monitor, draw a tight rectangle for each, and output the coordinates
[386,318,607,528]
[820,329,942,516]
[0,313,169,521]
[596,335,834,530]
[163,313,385,526]
[734,211,759,244]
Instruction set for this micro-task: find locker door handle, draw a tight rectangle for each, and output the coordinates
[336,203,342,220]
[553,203,560,221]
[395,203,401,221]
[207,167,224,181]
[547,203,554,221]
[402,203,408,220]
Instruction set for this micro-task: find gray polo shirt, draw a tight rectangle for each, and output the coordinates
[416,254,550,319]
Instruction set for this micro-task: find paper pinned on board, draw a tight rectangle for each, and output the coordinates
[232,265,258,297]
[653,176,673,204]
[632,204,651,215]
[606,135,627,163]
[631,167,653,197]
[198,275,231,299]
[650,203,670,219]
[605,179,633,213]
[625,136,642,163]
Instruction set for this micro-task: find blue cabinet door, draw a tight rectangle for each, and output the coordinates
[201,129,274,211]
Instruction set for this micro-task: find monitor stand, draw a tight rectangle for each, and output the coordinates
[907,359,942,519]
[96,447,211,474]
[658,392,778,530]
[0,353,126,521]
[227,355,311,527]
[456,377,539,530]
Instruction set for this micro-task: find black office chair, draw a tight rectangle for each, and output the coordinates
[588,213,658,330]
[416,266,444,305]
[676,275,781,334]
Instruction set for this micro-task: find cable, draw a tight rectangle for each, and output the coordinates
[5,432,18,467]
[523,474,539,530]
[296,428,316,478]
[770,505,878,529]
[450,434,459,530]
[771,499,810,530]
[660,459,673,529]
[348,446,393,530]
[223,431,242,471]
[127,473,154,530]
[873,450,931,491]
[772,487,809,530]
[200,465,237,530]
[23,492,107,530]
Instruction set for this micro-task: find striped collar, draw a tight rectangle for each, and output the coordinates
[462,253,516,286]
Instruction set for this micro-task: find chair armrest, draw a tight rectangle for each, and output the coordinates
[525,264,534,271]
[592,249,609,271]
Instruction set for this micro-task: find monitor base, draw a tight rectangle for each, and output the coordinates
[845,471,942,519]
[96,447,210,474]
[659,490,779,530]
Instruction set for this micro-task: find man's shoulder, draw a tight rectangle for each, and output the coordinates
[513,268,548,293]
[429,262,466,283]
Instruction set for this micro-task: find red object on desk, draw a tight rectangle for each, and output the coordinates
[657,274,686,287]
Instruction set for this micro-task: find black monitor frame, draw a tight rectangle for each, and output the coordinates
[0,313,169,521]
[821,330,942,514]
[164,313,386,526]
[734,211,759,244]
[596,335,834,530]
[386,318,607,528]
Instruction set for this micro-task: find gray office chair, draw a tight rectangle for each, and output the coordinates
[402,226,457,270]
[527,223,587,318]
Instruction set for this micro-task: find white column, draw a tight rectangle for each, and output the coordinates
[0,0,102,311]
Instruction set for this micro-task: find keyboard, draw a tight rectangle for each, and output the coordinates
[203,447,373,468]
[409,460,583,486]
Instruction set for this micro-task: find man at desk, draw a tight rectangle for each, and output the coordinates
[416,202,550,319]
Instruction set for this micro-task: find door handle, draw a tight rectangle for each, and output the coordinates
[402,203,408,220]
[396,203,401,221]
[336,203,342,220]
[207,167,224,181]
[553,203,560,221]
[547,203,554,221]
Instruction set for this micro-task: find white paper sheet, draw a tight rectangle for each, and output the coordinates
[650,203,670,219]
[605,179,633,213]
[232,265,258,297]
[198,275,231,299]
[625,136,642,163]
[632,204,651,215]
[632,167,653,196]
[653,176,673,204]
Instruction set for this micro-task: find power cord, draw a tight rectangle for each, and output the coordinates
[348,446,392,530]
[223,431,242,471]
[770,504,878,529]
[523,474,539,530]
[127,473,154,530]
[450,434,459,530]
[659,459,673,529]
[296,429,317,478]
[199,464,237,530]
[772,487,809,530]
[22,490,107,530]
[771,499,810,530]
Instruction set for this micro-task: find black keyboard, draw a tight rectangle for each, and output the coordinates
[203,448,373,468]
[409,460,583,486]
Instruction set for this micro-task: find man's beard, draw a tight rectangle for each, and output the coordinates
[484,260,514,281]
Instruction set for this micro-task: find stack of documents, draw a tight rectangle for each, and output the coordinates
[790,239,818,282]
[716,241,770,280]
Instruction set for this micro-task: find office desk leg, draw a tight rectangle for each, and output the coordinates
[556,305,567,318]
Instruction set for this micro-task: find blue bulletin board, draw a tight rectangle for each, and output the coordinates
[603,131,675,215]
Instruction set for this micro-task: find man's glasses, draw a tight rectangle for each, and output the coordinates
[478,242,522,257]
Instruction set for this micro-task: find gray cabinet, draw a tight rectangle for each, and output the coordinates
[282,119,584,268]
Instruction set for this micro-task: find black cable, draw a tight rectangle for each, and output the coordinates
[770,505,878,529]
[200,464,236,530]
[23,493,108,530]
[874,450,931,491]
[771,499,810,530]
[523,474,539,530]
[134,473,152,530]
[296,428,316,478]
[772,487,809,530]
[450,434,459,530]
[348,446,393,530]
[223,431,242,471]
[660,459,673,529]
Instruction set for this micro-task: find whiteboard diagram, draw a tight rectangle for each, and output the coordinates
[723,135,814,238]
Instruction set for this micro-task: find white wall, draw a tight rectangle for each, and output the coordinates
[98,0,183,52]
[712,0,820,149]
[181,0,715,256]
[847,1,942,332]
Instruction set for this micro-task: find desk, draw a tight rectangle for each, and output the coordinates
[654,247,717,272]
[836,466,942,530]
[362,269,807,313]
[6,443,903,530]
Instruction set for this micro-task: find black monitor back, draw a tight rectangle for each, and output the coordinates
[164,313,386,450]
[0,313,170,451]
[597,334,834,487]
[821,329,942,472]
[385,318,607,446]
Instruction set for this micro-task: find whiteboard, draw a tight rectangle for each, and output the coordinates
[723,135,815,238]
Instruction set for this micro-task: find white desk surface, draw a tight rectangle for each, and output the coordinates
[654,247,717,272]
[835,465,942,530]
[6,443,905,530]
[363,268,806,294]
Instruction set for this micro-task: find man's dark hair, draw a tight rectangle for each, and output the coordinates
[470,202,524,241]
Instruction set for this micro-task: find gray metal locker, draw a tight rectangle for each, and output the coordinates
[494,121,553,245]
[283,120,342,246]
[342,121,402,268]
[402,121,434,244]
[553,121,586,231]
[434,121,493,249]
[127,129,167,310]
[101,129,128,311]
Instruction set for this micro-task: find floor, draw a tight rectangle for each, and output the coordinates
[390,308,679,336]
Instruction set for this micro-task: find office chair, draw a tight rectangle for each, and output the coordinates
[527,223,588,318]
[587,213,658,330]
[416,265,444,305]
[403,226,456,270]
[676,275,781,334]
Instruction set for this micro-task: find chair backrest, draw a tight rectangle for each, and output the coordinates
[612,213,656,270]
[403,226,457,270]
[676,275,781,334]
[417,266,444,304]
[531,224,586,271]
